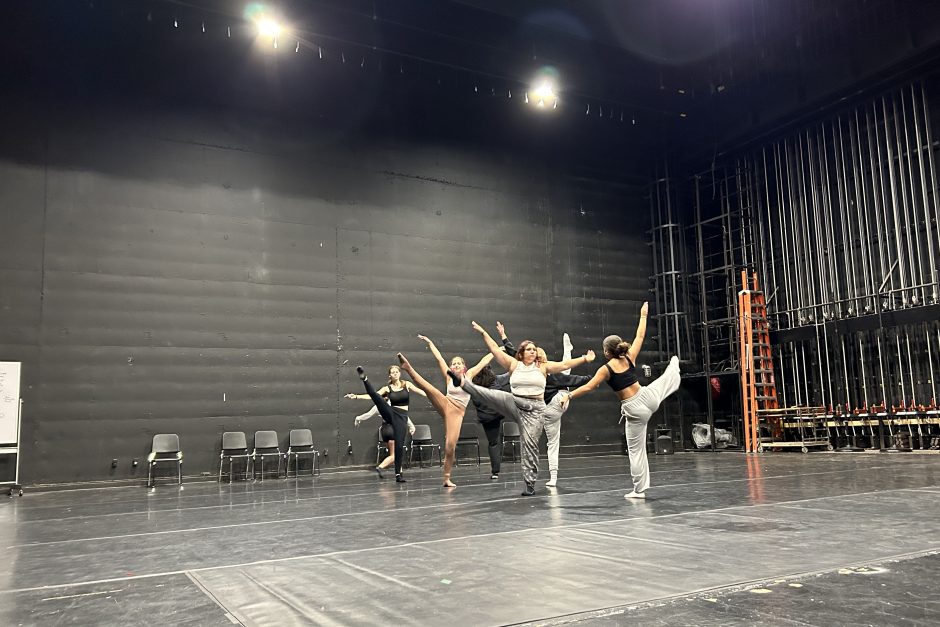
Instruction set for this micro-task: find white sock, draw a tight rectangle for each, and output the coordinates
[562,333,573,375]
[546,471,558,487]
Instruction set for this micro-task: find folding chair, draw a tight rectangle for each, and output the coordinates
[455,423,481,466]
[501,421,521,463]
[376,426,390,466]
[251,430,283,481]
[219,431,251,482]
[286,429,320,477]
[407,424,441,468]
[147,434,182,487]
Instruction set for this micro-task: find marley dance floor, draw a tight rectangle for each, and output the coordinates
[1,451,939,626]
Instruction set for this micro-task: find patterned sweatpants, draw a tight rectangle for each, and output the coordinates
[462,379,567,484]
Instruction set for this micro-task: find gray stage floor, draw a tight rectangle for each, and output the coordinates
[1,451,938,626]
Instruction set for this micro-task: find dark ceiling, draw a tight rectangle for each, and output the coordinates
[5,0,940,180]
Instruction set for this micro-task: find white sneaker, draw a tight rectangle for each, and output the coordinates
[624,491,646,499]
[546,476,558,487]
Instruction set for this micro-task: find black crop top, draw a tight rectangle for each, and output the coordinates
[387,386,409,407]
[605,358,638,392]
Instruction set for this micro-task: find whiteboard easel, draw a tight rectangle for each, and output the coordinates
[0,362,23,496]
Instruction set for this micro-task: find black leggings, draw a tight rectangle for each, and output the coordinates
[480,417,504,475]
[362,378,408,476]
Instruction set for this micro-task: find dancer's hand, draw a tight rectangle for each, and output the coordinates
[409,424,416,436]
[344,393,358,399]
[471,321,485,334]
[417,334,432,345]
[640,301,649,317]
[496,321,506,339]
[560,392,571,410]
[584,350,596,363]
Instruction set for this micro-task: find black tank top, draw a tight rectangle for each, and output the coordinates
[605,358,638,392]
[387,386,409,407]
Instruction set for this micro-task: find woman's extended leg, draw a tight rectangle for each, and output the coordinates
[643,356,681,410]
[460,378,521,420]
[396,354,451,415]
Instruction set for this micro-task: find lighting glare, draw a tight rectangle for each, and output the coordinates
[533,81,554,101]
[257,18,281,38]
[527,67,560,112]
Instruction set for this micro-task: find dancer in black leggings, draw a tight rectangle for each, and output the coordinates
[355,366,409,483]
[346,365,423,476]
[469,364,511,479]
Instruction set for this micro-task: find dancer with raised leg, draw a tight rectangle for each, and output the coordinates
[496,322,592,487]
[450,322,594,496]
[345,365,422,478]
[396,336,490,488]
[560,302,680,499]
[350,366,421,483]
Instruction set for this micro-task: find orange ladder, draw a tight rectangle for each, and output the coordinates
[738,271,779,453]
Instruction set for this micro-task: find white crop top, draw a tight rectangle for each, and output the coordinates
[510,362,546,397]
[446,379,470,408]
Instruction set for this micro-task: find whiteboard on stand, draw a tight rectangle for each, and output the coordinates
[0,361,22,444]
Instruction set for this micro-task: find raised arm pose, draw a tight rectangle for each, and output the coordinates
[497,322,592,487]
[345,365,423,480]
[449,321,594,496]
[396,336,490,488]
[560,302,680,499]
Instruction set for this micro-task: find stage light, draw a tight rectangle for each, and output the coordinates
[256,18,281,38]
[533,81,554,101]
[244,3,288,49]
[528,66,560,111]
[530,80,557,110]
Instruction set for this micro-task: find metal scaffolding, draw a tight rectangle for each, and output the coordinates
[685,80,940,452]
[648,171,695,450]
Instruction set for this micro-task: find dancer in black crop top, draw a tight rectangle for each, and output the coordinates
[604,359,639,391]
[346,364,424,480]
[561,302,681,500]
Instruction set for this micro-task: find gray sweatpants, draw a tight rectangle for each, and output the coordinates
[543,401,564,474]
[621,356,681,493]
[462,379,567,484]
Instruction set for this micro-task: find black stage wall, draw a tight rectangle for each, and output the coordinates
[0,95,651,483]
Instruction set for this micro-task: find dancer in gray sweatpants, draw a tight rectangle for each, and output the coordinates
[497,327,592,487]
[452,321,595,496]
[562,302,681,499]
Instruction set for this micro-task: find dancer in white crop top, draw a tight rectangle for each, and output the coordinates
[449,321,595,496]
[396,335,491,488]
[510,362,547,397]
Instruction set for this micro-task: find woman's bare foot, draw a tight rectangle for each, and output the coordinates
[397,352,414,374]
[442,476,457,488]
